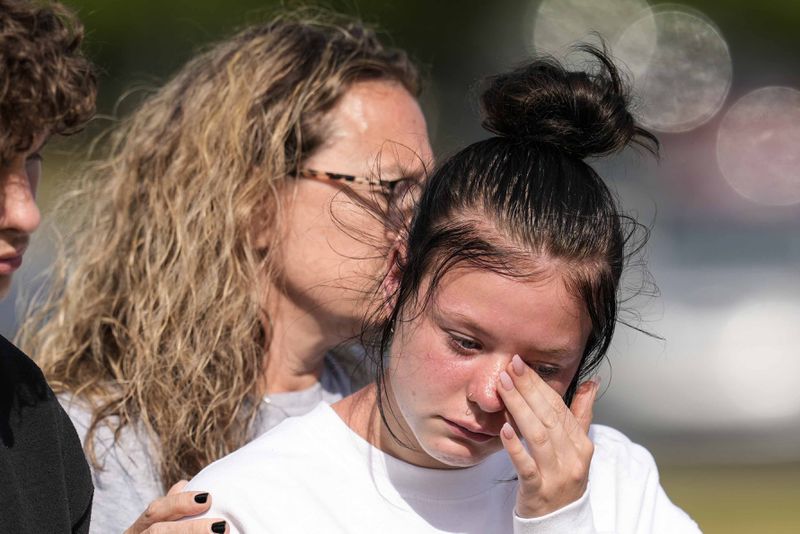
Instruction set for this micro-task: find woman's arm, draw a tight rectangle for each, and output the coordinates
[59,395,173,532]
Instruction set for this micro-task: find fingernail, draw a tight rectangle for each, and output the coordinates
[499,370,513,390]
[511,354,525,376]
[501,422,515,439]
[211,521,226,533]
[194,492,209,504]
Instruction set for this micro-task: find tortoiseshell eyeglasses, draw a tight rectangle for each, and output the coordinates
[295,168,418,205]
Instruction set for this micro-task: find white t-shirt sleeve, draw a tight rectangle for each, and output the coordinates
[513,425,701,534]
[512,487,596,533]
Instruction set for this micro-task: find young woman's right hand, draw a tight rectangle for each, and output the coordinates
[124,480,228,533]
[496,354,598,519]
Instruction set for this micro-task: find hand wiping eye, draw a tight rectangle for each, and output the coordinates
[497,354,597,518]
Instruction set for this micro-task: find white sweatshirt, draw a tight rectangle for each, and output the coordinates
[186,403,700,533]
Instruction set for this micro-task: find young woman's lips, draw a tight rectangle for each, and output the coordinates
[443,418,497,443]
[0,254,23,274]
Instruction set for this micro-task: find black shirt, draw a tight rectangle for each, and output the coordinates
[0,335,93,533]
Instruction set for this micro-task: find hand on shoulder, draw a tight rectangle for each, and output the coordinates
[124,480,228,534]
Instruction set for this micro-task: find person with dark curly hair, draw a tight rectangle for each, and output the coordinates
[0,0,96,532]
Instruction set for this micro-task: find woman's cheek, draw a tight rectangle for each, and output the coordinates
[399,350,464,401]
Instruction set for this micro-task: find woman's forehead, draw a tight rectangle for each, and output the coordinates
[307,80,432,180]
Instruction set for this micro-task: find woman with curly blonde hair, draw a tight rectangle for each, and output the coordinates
[20,11,432,533]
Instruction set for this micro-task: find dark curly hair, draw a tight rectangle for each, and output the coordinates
[0,0,96,165]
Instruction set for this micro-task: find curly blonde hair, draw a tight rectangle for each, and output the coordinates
[19,11,419,489]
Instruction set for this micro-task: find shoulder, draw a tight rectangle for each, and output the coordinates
[0,335,68,441]
[186,404,342,526]
[0,335,51,403]
[0,337,94,533]
[184,404,375,533]
[0,334,35,368]
[587,424,664,490]
[191,404,330,488]
[58,391,164,532]
[589,425,660,504]
[0,334,82,447]
[58,392,155,455]
[57,390,160,476]
[58,391,128,461]
[589,424,659,472]
[587,425,701,533]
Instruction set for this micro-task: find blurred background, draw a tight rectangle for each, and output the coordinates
[3,0,798,531]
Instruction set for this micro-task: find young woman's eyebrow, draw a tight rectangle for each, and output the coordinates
[526,346,577,360]
[431,306,494,339]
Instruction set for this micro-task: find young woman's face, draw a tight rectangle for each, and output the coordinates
[274,80,432,338]
[385,265,592,469]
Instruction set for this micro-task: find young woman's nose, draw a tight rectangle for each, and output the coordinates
[1,161,41,236]
[467,356,508,413]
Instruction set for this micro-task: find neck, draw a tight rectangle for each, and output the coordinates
[333,384,381,442]
[334,380,442,468]
[260,284,352,395]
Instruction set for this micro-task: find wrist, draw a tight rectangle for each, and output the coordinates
[516,487,587,518]
[513,486,594,533]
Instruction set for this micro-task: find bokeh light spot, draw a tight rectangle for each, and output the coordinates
[717,86,800,206]
[714,299,800,421]
[531,0,653,58]
[615,6,732,132]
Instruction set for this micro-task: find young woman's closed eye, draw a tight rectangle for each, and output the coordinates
[446,332,483,354]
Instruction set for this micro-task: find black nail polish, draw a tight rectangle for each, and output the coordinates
[211,521,226,533]
[194,492,209,504]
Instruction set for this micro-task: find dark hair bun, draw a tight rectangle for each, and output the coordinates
[480,45,657,159]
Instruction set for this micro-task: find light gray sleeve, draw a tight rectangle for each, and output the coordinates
[59,395,165,534]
